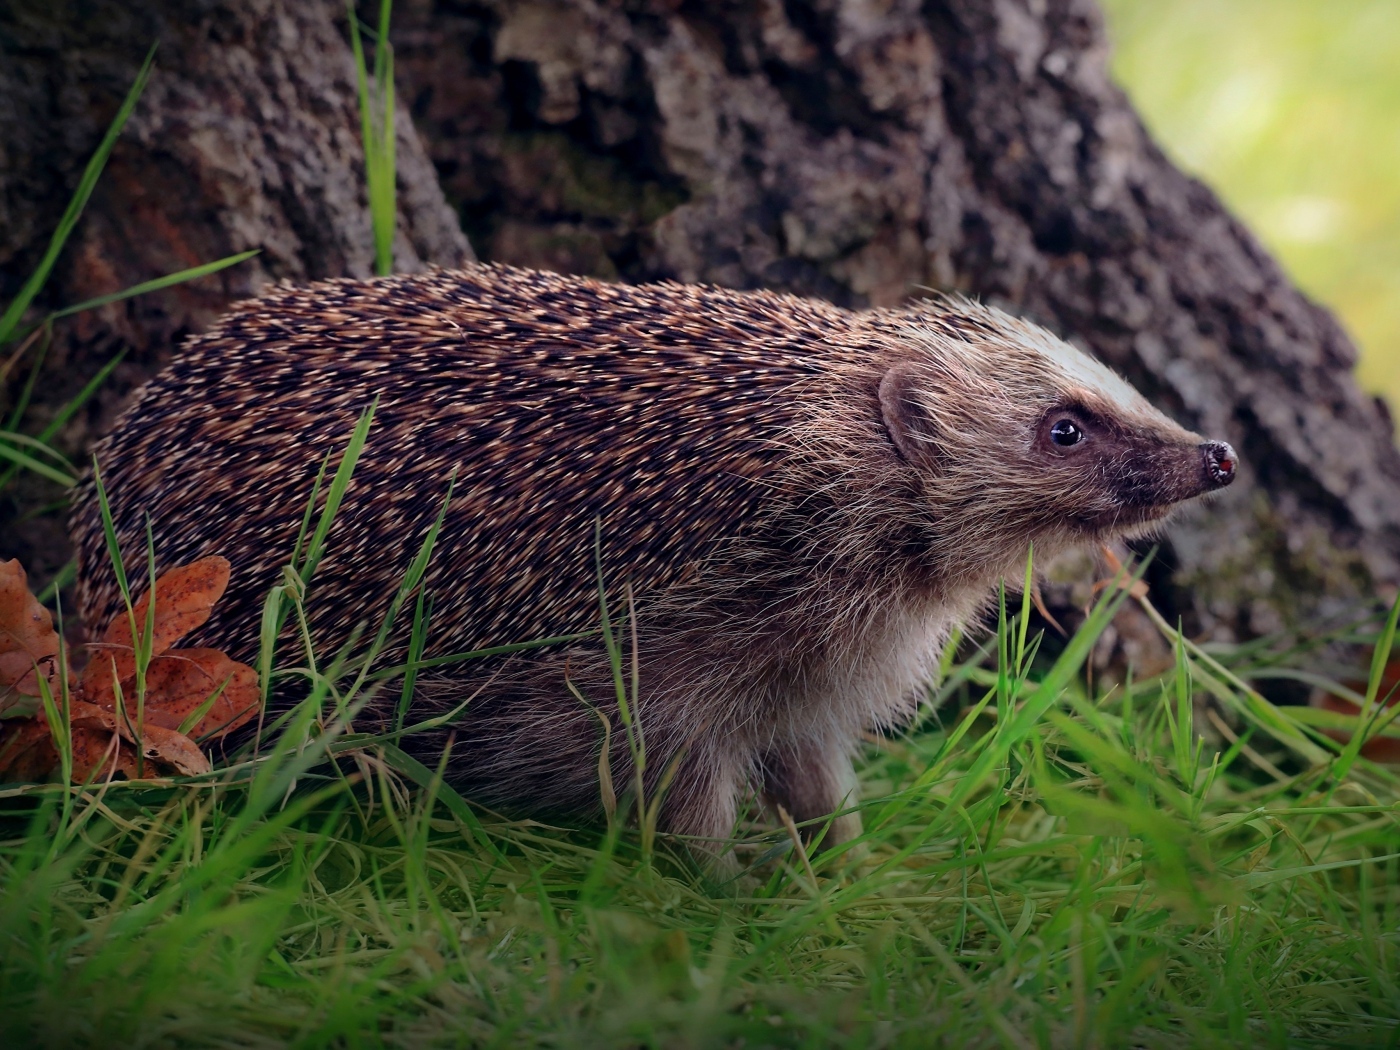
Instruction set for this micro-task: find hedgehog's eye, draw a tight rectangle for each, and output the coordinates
[1049,419,1084,447]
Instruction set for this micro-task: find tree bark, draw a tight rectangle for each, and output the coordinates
[390,0,1400,638]
[0,0,472,578]
[3,0,1398,642]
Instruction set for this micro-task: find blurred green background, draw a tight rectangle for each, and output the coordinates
[1103,0,1400,411]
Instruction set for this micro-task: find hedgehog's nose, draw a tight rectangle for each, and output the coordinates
[1201,441,1238,489]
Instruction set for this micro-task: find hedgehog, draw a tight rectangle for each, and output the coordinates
[69,264,1237,857]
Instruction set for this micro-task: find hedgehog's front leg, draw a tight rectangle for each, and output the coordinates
[761,736,862,848]
[653,740,750,873]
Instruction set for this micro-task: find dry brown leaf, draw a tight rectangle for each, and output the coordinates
[0,705,146,785]
[1093,545,1150,601]
[69,724,139,784]
[0,558,63,704]
[1311,655,1400,763]
[131,722,212,776]
[68,698,212,778]
[137,649,260,740]
[66,700,136,782]
[0,717,58,782]
[0,555,255,785]
[82,555,231,699]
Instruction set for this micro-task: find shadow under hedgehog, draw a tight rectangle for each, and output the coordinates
[69,264,1237,862]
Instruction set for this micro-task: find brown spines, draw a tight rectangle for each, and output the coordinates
[72,266,1211,679]
[70,266,883,667]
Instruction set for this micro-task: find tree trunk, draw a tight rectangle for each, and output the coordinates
[0,0,472,579]
[3,0,1398,644]
[390,0,1400,639]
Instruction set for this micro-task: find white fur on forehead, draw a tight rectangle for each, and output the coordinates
[898,297,1153,416]
[990,308,1150,412]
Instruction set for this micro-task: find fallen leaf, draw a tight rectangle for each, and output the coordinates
[138,649,260,740]
[1311,654,1400,763]
[0,554,255,785]
[1093,545,1149,601]
[65,700,136,782]
[68,698,211,777]
[0,718,58,782]
[82,555,230,699]
[0,559,63,706]
[69,724,138,784]
[132,722,212,776]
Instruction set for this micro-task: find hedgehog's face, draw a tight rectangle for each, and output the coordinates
[1028,394,1237,537]
[883,315,1237,565]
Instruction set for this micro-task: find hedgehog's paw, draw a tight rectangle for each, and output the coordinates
[761,738,863,852]
[654,748,749,889]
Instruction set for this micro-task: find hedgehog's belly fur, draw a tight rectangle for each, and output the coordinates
[406,590,968,850]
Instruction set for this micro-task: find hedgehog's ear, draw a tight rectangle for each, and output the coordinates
[879,364,941,470]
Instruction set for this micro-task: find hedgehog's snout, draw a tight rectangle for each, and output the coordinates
[1201,441,1238,490]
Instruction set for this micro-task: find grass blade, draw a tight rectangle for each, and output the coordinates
[1329,588,1400,781]
[298,399,377,585]
[0,45,157,346]
[347,0,397,275]
[0,443,76,487]
[44,250,260,324]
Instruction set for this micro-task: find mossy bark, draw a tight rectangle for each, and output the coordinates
[394,0,1400,638]
[0,0,472,580]
[3,0,1398,638]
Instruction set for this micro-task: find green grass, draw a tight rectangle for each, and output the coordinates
[1104,0,1400,411]
[348,0,398,277]
[4,480,1398,1046]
